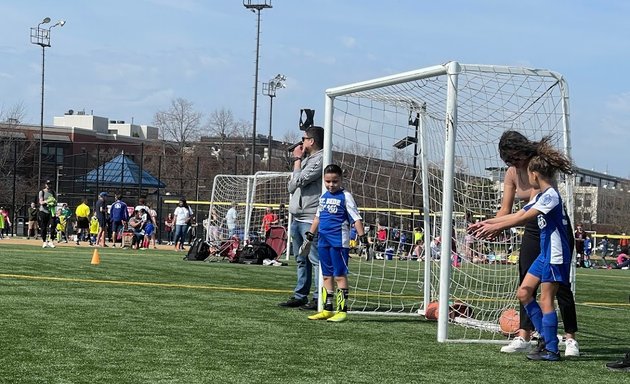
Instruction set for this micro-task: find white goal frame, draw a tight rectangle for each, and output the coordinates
[323,61,573,343]
[206,171,292,259]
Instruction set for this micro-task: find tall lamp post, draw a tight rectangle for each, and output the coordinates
[243,0,272,174]
[30,17,65,188]
[262,74,286,171]
[393,102,426,209]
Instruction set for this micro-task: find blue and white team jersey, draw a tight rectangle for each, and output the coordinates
[316,189,362,248]
[523,187,571,265]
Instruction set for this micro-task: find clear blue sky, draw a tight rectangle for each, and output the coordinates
[1,0,629,177]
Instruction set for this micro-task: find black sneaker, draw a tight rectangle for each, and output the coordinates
[606,352,630,372]
[526,339,546,359]
[526,348,561,362]
[299,300,318,311]
[278,297,308,308]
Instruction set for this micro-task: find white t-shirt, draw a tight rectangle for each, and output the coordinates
[174,206,193,225]
[225,207,238,228]
[135,205,150,214]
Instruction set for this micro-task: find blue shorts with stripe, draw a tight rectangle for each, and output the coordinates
[318,244,350,277]
[528,254,570,285]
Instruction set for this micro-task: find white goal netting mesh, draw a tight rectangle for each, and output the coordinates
[207,172,291,247]
[325,63,571,342]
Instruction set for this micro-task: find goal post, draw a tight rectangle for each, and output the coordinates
[207,172,292,258]
[323,61,572,343]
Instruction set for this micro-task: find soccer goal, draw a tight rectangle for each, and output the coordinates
[207,172,292,256]
[323,62,573,343]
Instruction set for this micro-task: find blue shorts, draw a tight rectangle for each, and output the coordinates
[319,245,349,277]
[144,223,155,237]
[528,254,570,285]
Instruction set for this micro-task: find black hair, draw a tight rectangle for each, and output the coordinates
[498,130,538,165]
[305,126,324,149]
[528,137,573,178]
[324,164,343,177]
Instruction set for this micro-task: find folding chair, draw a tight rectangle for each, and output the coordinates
[206,235,240,262]
[265,226,288,260]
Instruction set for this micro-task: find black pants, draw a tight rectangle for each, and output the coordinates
[38,211,52,242]
[518,219,578,334]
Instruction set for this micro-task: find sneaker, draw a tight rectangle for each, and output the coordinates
[526,339,546,359]
[308,310,334,320]
[42,242,48,248]
[327,311,348,322]
[76,241,80,245]
[606,352,630,372]
[501,337,532,353]
[48,241,55,248]
[564,338,580,357]
[270,260,284,267]
[262,259,272,266]
[299,300,318,311]
[278,297,308,308]
[526,348,561,362]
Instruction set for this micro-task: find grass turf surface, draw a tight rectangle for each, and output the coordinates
[0,244,628,383]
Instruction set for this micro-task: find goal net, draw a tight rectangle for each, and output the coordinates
[323,62,572,343]
[207,172,292,254]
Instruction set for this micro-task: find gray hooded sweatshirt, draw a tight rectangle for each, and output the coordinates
[287,149,323,223]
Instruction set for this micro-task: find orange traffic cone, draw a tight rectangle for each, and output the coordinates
[91,249,100,265]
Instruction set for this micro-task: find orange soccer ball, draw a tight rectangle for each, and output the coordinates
[499,308,520,336]
[424,301,439,320]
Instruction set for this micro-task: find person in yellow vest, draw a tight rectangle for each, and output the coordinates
[89,213,99,246]
[56,208,67,243]
[75,199,91,245]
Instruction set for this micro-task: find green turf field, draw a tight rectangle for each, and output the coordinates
[0,244,628,383]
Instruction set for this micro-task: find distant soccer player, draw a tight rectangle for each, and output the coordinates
[303,164,367,322]
[471,137,573,361]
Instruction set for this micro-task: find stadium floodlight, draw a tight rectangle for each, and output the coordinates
[31,17,65,188]
[262,74,286,171]
[323,61,571,344]
[243,0,272,174]
[393,136,417,150]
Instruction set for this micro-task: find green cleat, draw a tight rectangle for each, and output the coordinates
[308,310,334,320]
[327,311,348,322]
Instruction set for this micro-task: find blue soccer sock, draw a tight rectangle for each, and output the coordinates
[524,300,543,334]
[542,311,559,353]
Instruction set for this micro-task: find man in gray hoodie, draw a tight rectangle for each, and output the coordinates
[279,126,324,309]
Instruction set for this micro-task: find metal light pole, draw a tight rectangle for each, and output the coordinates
[243,0,272,174]
[31,17,65,188]
[262,74,286,171]
[55,165,63,196]
[393,102,426,209]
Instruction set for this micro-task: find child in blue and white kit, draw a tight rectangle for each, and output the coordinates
[305,164,367,322]
[471,137,573,361]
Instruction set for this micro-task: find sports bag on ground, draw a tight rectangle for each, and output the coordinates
[184,238,210,261]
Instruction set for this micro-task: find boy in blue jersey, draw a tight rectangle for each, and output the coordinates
[304,164,367,322]
[109,194,129,248]
[471,137,573,361]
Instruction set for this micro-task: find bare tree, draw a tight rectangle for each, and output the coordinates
[153,98,202,153]
[281,130,300,146]
[152,98,203,193]
[0,102,29,172]
[206,108,239,138]
[233,119,252,139]
[0,102,35,227]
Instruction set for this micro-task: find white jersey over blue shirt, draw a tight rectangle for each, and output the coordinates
[523,187,571,266]
[316,189,362,248]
